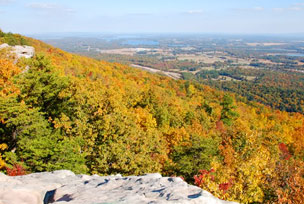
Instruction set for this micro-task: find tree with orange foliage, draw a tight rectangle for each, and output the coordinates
[0,58,21,97]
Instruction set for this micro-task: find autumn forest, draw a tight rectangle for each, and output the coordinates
[0,31,304,203]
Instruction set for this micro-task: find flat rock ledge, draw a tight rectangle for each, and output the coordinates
[0,43,35,59]
[0,170,238,204]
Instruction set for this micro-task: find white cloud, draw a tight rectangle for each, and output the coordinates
[187,10,203,14]
[289,2,304,11]
[125,13,153,16]
[233,7,265,13]
[289,6,304,11]
[0,0,14,4]
[27,2,75,13]
[28,3,58,9]
[293,3,304,7]
[183,10,203,15]
[252,7,264,11]
[272,3,304,12]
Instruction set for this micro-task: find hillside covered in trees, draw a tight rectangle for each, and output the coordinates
[0,32,304,203]
[187,68,304,114]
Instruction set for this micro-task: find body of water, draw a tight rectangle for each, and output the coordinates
[122,40,159,46]
[271,53,304,57]
[286,53,304,57]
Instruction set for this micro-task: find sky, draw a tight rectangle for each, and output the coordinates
[0,0,304,34]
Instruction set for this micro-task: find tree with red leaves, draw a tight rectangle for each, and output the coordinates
[278,143,291,160]
[6,164,27,176]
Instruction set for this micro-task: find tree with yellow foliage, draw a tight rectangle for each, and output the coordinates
[0,143,7,169]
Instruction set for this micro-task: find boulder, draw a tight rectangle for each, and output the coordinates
[0,43,9,49]
[12,45,35,59]
[0,43,35,59]
[0,189,42,204]
[0,170,238,204]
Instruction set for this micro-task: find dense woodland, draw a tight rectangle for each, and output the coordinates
[192,68,304,114]
[1,32,304,203]
[84,50,304,114]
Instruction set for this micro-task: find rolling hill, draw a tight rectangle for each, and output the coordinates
[0,31,304,203]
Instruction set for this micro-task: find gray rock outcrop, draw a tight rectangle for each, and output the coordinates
[0,43,9,49]
[12,45,35,59]
[0,170,238,204]
[0,43,35,59]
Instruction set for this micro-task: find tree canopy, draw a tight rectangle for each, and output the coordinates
[0,32,303,203]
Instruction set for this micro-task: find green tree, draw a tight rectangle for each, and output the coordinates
[0,97,87,173]
[220,94,239,126]
[0,55,87,173]
[16,54,71,119]
[169,135,220,182]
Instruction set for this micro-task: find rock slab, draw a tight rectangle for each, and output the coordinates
[0,43,35,59]
[0,170,238,204]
